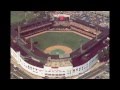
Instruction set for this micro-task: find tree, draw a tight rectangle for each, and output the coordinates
[98,47,109,62]
[98,50,105,62]
[103,47,109,60]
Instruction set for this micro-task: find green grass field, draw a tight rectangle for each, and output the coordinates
[11,11,38,24]
[32,32,89,51]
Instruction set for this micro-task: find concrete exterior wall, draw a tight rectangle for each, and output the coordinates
[11,47,98,78]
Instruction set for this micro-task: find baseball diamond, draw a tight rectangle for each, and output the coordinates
[30,32,89,51]
[44,45,73,55]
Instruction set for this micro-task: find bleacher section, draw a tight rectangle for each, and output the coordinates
[72,38,107,66]
[20,22,52,33]
[11,40,44,67]
[20,22,53,37]
[70,24,109,56]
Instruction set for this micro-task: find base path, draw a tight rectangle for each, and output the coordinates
[44,45,73,54]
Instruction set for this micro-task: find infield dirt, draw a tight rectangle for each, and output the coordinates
[44,45,73,54]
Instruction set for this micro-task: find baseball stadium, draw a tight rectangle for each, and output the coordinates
[11,11,109,79]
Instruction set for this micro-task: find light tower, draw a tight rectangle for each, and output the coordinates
[24,11,28,24]
[92,13,100,41]
[80,43,83,53]
[80,40,84,53]
[30,38,33,51]
[17,24,21,42]
[95,14,100,41]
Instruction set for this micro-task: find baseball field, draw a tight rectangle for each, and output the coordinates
[30,31,89,56]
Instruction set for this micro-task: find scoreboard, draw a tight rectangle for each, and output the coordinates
[53,14,70,21]
[52,14,70,28]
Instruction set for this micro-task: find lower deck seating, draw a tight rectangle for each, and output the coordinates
[71,26,95,38]
[72,39,106,67]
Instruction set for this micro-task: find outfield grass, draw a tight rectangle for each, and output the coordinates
[32,32,89,51]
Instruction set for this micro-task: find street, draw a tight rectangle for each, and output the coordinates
[78,63,109,79]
